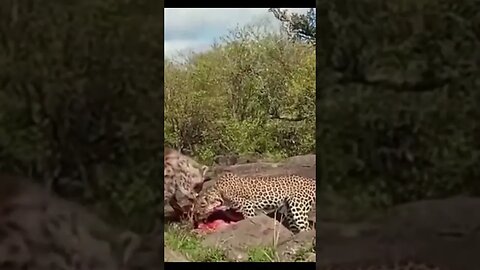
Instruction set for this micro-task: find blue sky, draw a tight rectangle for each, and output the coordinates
[165,8,311,59]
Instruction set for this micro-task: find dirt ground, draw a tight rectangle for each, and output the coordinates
[164,154,317,262]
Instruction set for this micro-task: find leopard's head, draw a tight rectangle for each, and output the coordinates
[192,187,224,221]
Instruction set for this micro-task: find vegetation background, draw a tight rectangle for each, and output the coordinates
[164,9,316,164]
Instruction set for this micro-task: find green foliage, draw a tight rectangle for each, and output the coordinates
[318,0,480,208]
[165,21,316,163]
[269,8,316,44]
[164,224,228,262]
[247,246,278,262]
[0,0,162,232]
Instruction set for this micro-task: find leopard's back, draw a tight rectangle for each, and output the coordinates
[217,173,316,203]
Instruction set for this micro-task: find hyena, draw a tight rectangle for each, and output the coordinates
[164,148,209,216]
[0,174,161,270]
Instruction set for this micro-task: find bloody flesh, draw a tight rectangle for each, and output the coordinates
[194,209,244,233]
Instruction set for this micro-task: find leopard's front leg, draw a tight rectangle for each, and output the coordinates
[231,199,256,219]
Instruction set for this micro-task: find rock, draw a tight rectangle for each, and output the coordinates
[284,154,316,167]
[276,229,316,261]
[214,155,239,166]
[208,154,317,181]
[226,162,289,177]
[164,247,189,262]
[237,153,263,164]
[283,155,316,179]
[201,214,293,261]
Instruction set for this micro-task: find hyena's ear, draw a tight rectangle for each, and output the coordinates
[201,165,213,182]
[201,165,209,176]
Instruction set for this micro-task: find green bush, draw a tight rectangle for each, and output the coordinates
[164,23,316,164]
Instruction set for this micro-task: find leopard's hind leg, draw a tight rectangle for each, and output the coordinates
[284,197,312,233]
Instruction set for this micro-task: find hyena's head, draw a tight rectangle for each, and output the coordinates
[165,148,210,186]
[185,161,209,186]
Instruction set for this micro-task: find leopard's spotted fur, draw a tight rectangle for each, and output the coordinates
[0,174,161,270]
[193,172,316,233]
[164,148,209,214]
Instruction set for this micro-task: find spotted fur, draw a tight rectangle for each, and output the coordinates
[164,148,209,214]
[193,172,316,233]
[0,174,160,270]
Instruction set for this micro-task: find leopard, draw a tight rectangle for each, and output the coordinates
[164,147,209,216]
[0,174,161,270]
[192,172,316,233]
